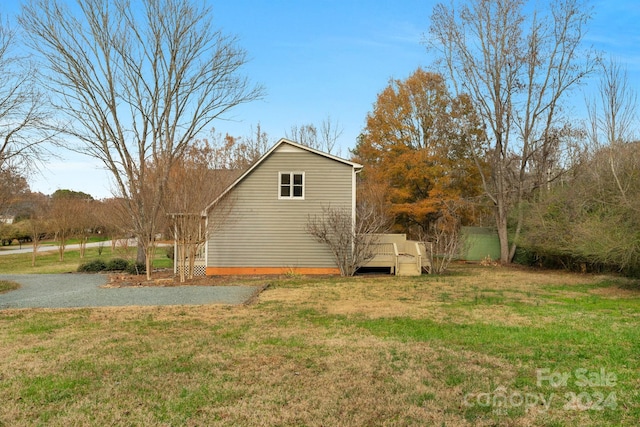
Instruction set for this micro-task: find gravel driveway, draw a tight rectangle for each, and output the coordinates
[0,274,262,310]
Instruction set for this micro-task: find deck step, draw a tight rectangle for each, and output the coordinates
[396,265,421,276]
[396,256,421,276]
[396,254,421,276]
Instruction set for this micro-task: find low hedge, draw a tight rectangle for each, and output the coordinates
[78,258,137,273]
[77,259,108,272]
[106,258,129,271]
[125,262,146,275]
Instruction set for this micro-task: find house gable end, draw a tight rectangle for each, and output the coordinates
[205,138,360,273]
[203,138,362,214]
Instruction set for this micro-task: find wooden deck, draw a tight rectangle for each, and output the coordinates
[362,234,429,276]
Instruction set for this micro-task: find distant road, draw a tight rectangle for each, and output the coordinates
[0,239,142,256]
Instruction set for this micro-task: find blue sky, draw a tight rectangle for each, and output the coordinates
[183,0,435,161]
[2,0,638,199]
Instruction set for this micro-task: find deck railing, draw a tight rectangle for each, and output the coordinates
[363,235,430,275]
[364,242,399,274]
[407,241,421,272]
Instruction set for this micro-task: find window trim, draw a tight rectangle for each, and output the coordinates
[278,171,305,200]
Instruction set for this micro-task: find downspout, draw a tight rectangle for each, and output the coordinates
[353,166,362,253]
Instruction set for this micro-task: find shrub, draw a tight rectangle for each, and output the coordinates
[77,259,108,272]
[0,280,20,294]
[105,258,129,271]
[125,262,146,275]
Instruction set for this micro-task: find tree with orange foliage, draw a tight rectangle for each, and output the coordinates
[352,68,487,240]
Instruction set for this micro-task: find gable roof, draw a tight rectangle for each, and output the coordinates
[203,138,363,214]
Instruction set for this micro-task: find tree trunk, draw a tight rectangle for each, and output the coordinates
[145,243,154,281]
[79,236,87,258]
[508,199,525,262]
[188,244,196,280]
[178,241,186,283]
[496,201,510,264]
[31,236,39,267]
[136,243,145,265]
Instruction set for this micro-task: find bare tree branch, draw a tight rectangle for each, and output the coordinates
[20,0,264,279]
[427,0,595,262]
[0,16,53,175]
[306,204,389,277]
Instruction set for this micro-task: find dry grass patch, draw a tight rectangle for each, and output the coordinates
[260,264,615,327]
[1,265,638,426]
[589,282,640,299]
[0,305,517,426]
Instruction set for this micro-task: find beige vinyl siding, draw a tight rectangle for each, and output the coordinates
[207,148,354,268]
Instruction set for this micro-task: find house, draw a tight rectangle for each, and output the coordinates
[201,138,362,275]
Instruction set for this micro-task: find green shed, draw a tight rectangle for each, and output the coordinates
[460,227,501,262]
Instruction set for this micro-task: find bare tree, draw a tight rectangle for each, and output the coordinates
[25,193,50,267]
[205,127,270,170]
[586,57,638,148]
[49,191,96,259]
[586,57,638,207]
[286,116,344,155]
[306,204,389,277]
[238,123,272,164]
[20,0,264,279]
[286,124,319,150]
[423,202,464,274]
[518,60,639,273]
[49,197,75,261]
[0,17,52,175]
[165,140,238,282]
[427,0,595,263]
[319,116,343,155]
[74,199,97,259]
[94,197,133,252]
[169,212,204,282]
[0,166,29,218]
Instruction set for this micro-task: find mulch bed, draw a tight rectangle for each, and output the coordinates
[103,270,252,288]
[103,270,272,305]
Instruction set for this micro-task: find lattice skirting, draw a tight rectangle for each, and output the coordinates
[176,265,206,276]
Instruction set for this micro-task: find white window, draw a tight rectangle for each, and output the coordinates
[279,172,304,199]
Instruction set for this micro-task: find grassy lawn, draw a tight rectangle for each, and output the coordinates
[0,264,638,426]
[0,244,172,274]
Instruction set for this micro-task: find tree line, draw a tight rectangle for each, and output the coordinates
[352,0,639,276]
[1,0,637,277]
[0,134,263,267]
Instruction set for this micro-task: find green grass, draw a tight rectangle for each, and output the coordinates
[0,245,172,274]
[0,236,109,251]
[0,280,20,293]
[0,280,20,294]
[0,266,638,426]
